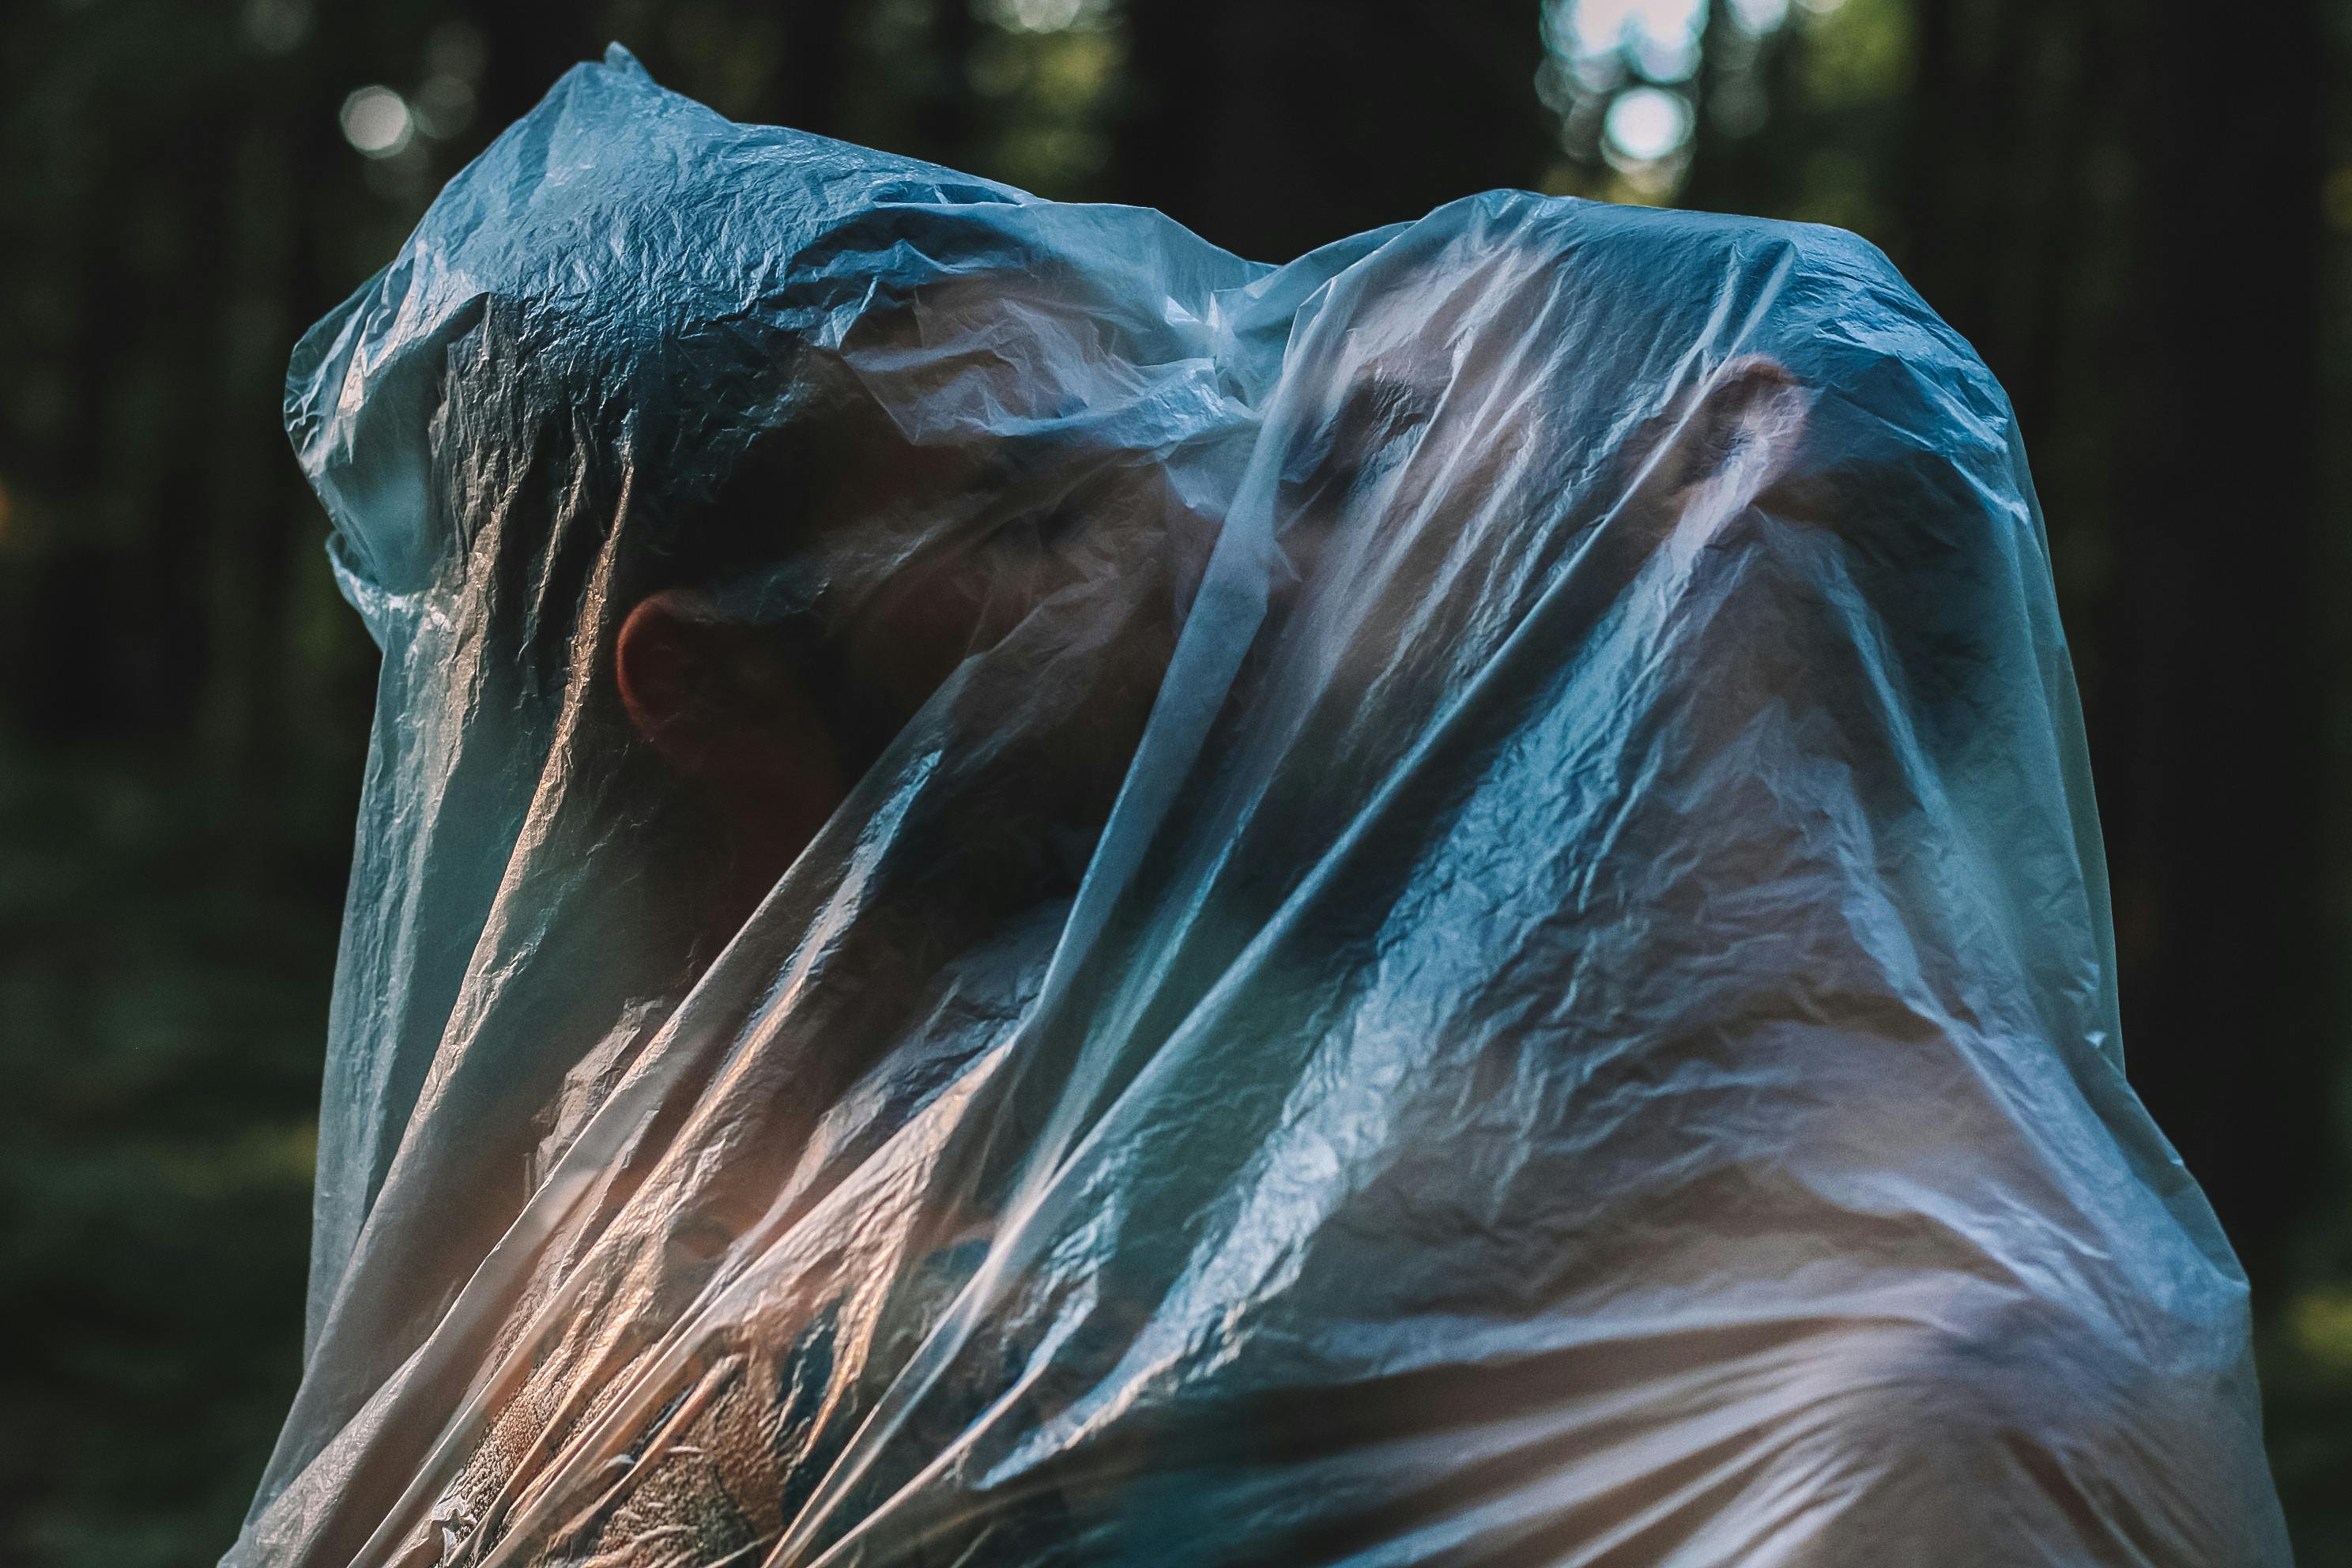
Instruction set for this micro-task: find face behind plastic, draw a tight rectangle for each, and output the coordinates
[229,47,2289,1568]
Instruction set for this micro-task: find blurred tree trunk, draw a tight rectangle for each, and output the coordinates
[775,0,854,137]
[1683,1,1810,219]
[912,0,980,164]
[1114,0,1554,262]
[1893,2,2109,440]
[473,2,605,138]
[2102,0,2329,1295]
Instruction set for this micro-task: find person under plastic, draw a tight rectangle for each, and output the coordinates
[225,48,2292,1568]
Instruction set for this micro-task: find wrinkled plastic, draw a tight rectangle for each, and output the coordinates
[230,46,2291,1567]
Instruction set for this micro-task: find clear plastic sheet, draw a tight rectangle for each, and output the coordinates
[229,46,2292,1567]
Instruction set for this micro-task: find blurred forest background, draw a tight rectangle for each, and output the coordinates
[2,0,2347,1560]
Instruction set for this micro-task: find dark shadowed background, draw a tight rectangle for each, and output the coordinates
[2,0,2346,1561]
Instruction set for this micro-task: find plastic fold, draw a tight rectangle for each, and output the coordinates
[229,46,2292,1568]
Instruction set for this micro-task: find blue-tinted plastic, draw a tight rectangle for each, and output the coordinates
[230,46,2291,1567]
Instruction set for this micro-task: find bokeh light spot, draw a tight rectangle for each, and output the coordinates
[1605,86,1693,162]
[340,86,414,159]
[1558,0,1706,66]
[2291,1287,2352,1374]
[242,0,311,55]
[2323,166,2352,232]
[413,76,477,140]
[982,0,1112,33]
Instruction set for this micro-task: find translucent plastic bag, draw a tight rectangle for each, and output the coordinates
[229,47,2290,1567]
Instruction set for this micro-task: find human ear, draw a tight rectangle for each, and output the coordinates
[614,589,846,846]
[1647,355,1813,551]
[616,589,731,774]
